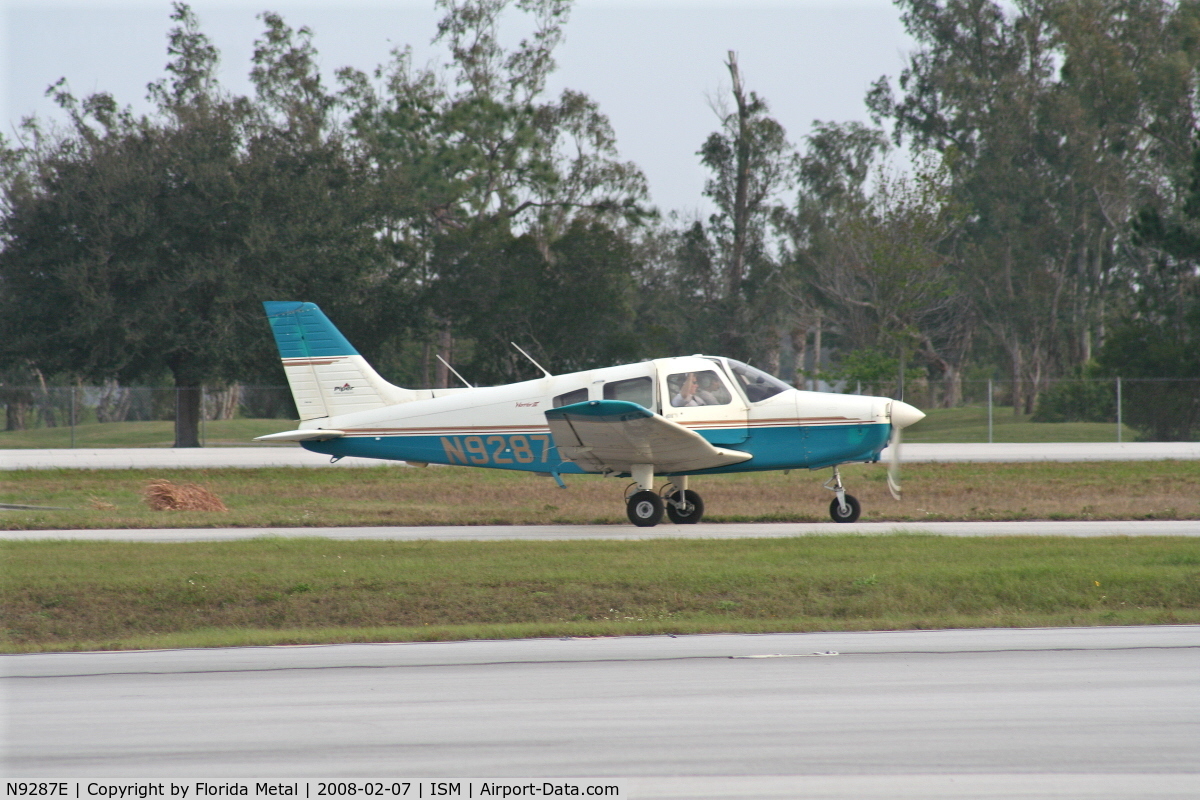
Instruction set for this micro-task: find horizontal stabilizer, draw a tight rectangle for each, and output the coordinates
[254,429,345,443]
[545,400,751,474]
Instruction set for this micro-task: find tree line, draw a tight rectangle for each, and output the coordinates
[3,0,1199,445]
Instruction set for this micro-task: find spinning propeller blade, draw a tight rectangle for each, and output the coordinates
[887,427,903,500]
[886,400,925,501]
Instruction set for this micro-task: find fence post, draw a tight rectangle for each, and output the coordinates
[987,379,993,444]
[70,387,76,448]
[1116,377,1123,443]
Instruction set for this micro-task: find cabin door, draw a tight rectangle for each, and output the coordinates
[659,365,749,445]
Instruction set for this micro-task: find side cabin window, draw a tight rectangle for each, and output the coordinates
[553,388,589,408]
[667,370,733,407]
[603,376,654,410]
[726,359,790,403]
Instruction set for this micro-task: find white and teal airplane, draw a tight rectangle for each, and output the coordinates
[256,301,925,525]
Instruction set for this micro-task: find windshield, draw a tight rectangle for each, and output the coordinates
[725,359,791,403]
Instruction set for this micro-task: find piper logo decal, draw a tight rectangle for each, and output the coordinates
[333,383,354,393]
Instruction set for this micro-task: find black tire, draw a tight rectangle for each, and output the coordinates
[664,489,704,524]
[829,494,861,523]
[627,490,664,527]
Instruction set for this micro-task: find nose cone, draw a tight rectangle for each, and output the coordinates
[890,400,926,430]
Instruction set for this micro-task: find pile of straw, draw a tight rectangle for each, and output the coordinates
[142,479,228,512]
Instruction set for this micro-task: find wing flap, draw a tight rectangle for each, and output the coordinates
[545,401,751,474]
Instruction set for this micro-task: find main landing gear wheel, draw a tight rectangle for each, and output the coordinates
[829,494,861,523]
[627,490,665,527]
[664,489,704,524]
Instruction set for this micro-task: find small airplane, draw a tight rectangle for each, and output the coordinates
[256,301,925,525]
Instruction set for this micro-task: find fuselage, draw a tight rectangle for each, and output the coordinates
[298,355,894,477]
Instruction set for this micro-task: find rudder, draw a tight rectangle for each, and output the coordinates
[263,301,360,360]
[263,301,411,421]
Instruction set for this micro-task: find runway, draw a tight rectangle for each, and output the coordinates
[4,627,1198,798]
[5,441,1200,469]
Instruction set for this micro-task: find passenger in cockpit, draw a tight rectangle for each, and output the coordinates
[697,372,731,405]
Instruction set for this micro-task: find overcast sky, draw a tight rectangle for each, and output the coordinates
[1,0,915,216]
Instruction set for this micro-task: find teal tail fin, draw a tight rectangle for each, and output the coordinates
[262,301,411,421]
[262,301,360,358]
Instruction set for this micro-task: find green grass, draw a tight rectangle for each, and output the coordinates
[0,406,1147,447]
[4,461,1200,529]
[0,418,292,448]
[904,405,1137,443]
[6,463,1196,653]
[3,535,1197,652]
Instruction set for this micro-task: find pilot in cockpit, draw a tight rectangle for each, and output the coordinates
[671,372,723,407]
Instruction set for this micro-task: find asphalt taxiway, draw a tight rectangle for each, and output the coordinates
[2,519,1198,541]
[4,627,1198,798]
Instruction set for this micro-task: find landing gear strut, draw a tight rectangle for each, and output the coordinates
[662,476,704,524]
[624,469,704,527]
[625,464,664,527]
[824,465,861,523]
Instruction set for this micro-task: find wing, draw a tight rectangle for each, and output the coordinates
[544,400,751,474]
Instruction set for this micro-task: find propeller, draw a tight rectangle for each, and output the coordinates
[887,427,903,500]
[886,400,925,500]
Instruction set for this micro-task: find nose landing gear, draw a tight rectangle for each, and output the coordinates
[824,465,861,523]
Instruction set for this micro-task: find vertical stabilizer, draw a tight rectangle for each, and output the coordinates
[263,301,411,421]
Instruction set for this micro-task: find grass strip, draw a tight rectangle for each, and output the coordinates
[3,461,1200,529]
[4,535,1198,652]
[902,406,1141,443]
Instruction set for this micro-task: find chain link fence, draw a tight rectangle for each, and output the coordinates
[843,377,1200,442]
[2,378,1198,444]
[0,385,296,447]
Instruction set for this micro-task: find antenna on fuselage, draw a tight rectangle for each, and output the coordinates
[511,342,553,378]
[435,354,474,388]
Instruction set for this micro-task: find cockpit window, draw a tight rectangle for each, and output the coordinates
[553,388,588,408]
[726,359,790,403]
[603,376,654,410]
[667,370,733,407]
